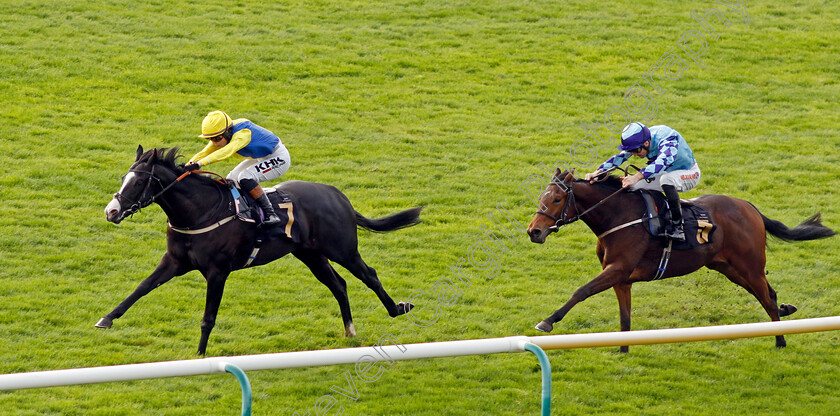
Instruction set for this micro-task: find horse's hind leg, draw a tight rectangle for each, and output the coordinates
[335,253,411,318]
[293,249,356,336]
[749,275,788,348]
[709,261,787,347]
[769,283,798,317]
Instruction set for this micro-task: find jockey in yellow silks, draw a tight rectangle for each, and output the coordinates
[186,110,291,226]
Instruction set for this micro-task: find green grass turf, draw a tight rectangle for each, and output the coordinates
[1,0,839,414]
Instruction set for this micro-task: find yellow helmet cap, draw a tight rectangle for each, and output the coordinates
[199,110,232,138]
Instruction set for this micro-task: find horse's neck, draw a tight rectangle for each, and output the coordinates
[155,171,228,228]
[574,184,640,235]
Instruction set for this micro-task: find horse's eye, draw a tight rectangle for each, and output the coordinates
[553,198,562,204]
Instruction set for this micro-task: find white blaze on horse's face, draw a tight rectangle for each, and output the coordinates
[104,172,136,222]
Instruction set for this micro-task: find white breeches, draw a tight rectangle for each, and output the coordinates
[226,144,291,186]
[631,162,701,192]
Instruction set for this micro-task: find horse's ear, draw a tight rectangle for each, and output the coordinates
[563,171,575,184]
[554,168,572,183]
[136,145,144,161]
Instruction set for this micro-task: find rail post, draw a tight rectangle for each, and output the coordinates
[221,362,252,416]
[523,342,551,416]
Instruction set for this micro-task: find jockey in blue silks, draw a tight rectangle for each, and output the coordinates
[585,122,701,241]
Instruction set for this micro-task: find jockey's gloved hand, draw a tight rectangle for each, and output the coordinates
[184,163,201,172]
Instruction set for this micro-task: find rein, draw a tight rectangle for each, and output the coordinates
[537,182,627,231]
[536,165,646,232]
[154,169,227,201]
[114,165,228,221]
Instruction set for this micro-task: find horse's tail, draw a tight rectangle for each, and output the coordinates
[355,207,423,233]
[760,211,836,242]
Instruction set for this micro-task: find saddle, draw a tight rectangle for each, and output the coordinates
[638,190,716,250]
[229,184,302,243]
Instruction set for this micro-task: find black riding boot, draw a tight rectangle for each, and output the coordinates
[241,179,281,226]
[662,184,685,241]
[253,192,282,226]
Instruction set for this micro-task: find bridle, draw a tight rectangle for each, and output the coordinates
[112,164,163,218]
[535,179,581,231]
[535,173,627,232]
[112,163,217,219]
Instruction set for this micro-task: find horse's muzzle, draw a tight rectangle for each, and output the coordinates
[104,198,125,224]
[528,227,549,244]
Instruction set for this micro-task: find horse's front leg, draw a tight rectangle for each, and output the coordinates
[535,265,630,332]
[614,283,632,353]
[197,268,231,356]
[95,253,187,329]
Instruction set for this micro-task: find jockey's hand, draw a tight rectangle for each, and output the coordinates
[184,163,201,172]
[584,171,602,183]
[621,172,644,188]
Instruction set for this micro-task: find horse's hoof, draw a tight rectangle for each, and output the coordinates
[345,322,357,337]
[94,317,113,329]
[396,301,414,316]
[534,321,553,333]
[779,303,798,317]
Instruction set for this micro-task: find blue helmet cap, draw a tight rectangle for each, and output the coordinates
[617,122,650,151]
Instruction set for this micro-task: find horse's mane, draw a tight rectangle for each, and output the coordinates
[139,147,227,188]
[551,170,624,192]
[588,174,623,191]
[137,147,183,170]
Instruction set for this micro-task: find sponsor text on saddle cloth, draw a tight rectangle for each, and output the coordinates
[639,190,716,250]
[230,185,302,243]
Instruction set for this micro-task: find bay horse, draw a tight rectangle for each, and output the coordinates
[527,169,835,352]
[98,146,421,355]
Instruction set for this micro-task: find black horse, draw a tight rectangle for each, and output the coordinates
[99,146,421,355]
